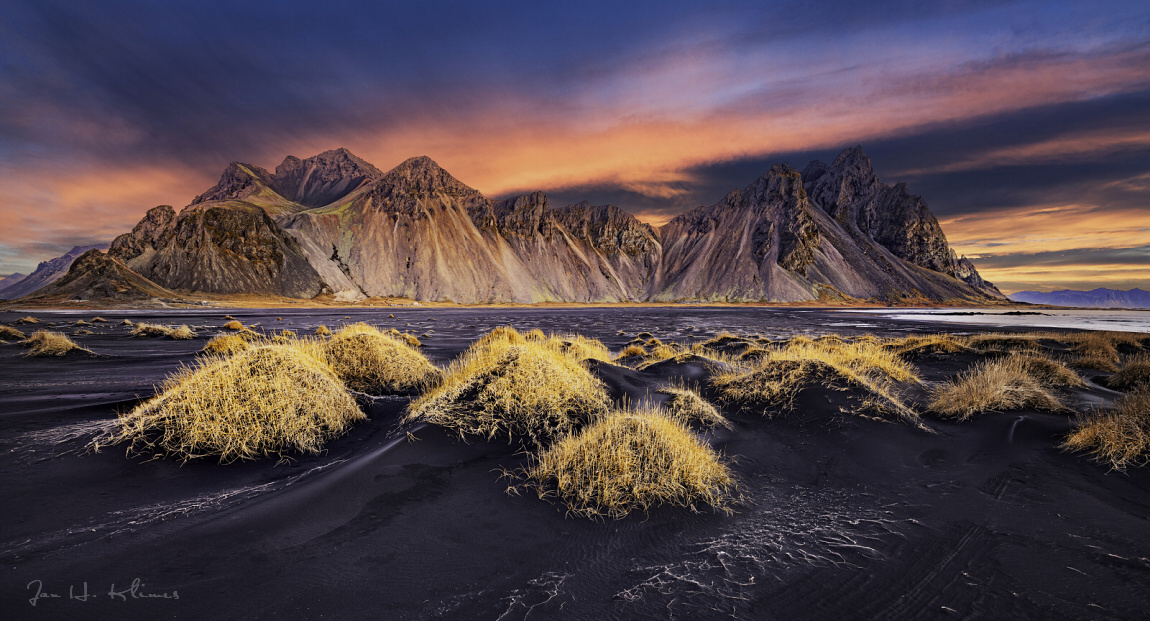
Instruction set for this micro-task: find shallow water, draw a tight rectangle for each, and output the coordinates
[1,307,1149,620]
[848,307,1150,333]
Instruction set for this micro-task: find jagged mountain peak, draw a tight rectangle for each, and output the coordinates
[375,155,480,198]
[192,161,276,205]
[271,147,383,208]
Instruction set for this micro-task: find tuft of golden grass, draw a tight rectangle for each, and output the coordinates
[93,341,364,462]
[130,322,196,339]
[91,316,108,323]
[323,323,440,395]
[516,408,737,520]
[315,325,332,336]
[658,382,732,429]
[120,319,134,326]
[928,356,1069,420]
[15,316,40,324]
[202,332,259,356]
[223,320,245,331]
[0,325,26,341]
[74,320,90,326]
[616,344,648,359]
[1109,354,1150,392]
[21,330,89,356]
[1062,390,1150,470]
[406,326,610,446]
[884,334,969,356]
[710,335,923,427]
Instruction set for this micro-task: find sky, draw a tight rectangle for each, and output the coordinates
[1,0,1148,293]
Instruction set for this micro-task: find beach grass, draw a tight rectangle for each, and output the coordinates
[517,407,736,519]
[94,340,363,462]
[1062,390,1150,470]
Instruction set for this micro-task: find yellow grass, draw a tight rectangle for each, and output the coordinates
[91,317,108,323]
[94,341,364,462]
[130,322,196,339]
[406,327,610,446]
[1109,355,1150,392]
[710,335,922,426]
[517,408,736,519]
[616,344,648,359]
[884,334,970,356]
[15,316,40,324]
[21,330,89,356]
[202,332,259,356]
[315,325,332,336]
[658,382,732,429]
[1062,390,1150,470]
[928,356,1068,420]
[0,325,25,341]
[323,323,440,394]
[223,320,245,331]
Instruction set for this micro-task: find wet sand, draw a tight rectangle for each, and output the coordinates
[1,307,1148,620]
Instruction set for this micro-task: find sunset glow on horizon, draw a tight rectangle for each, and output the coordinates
[2,0,1148,293]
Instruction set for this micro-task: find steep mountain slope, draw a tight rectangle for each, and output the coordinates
[0,244,110,299]
[652,163,992,302]
[1010,288,1150,309]
[109,202,324,298]
[26,249,180,301]
[0,273,26,293]
[803,147,1004,298]
[99,146,1001,304]
[278,156,663,302]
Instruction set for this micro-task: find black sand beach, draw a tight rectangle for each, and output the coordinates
[2,307,1148,620]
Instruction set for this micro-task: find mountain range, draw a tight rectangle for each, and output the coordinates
[0,244,109,300]
[15,146,1004,304]
[1009,288,1150,309]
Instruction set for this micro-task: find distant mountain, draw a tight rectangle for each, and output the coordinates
[0,273,26,291]
[96,145,1004,304]
[26,249,180,302]
[1009,288,1150,309]
[0,244,109,299]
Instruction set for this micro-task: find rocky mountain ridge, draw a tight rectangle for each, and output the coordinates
[35,146,1004,304]
[0,244,110,300]
[1009,288,1150,309]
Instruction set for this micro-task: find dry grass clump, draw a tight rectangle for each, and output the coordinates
[21,330,90,356]
[884,334,969,356]
[74,319,90,326]
[0,325,25,341]
[616,344,648,360]
[120,319,134,326]
[711,335,922,426]
[928,356,1068,420]
[202,332,259,356]
[91,316,108,323]
[658,382,732,429]
[323,323,440,394]
[381,327,420,348]
[223,320,245,331]
[315,325,332,336]
[15,316,40,324]
[93,342,364,462]
[1108,355,1150,392]
[130,322,196,339]
[517,408,736,519]
[551,334,613,363]
[1061,390,1150,470]
[406,326,610,446]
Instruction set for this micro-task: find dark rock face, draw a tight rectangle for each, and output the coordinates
[271,147,384,208]
[29,249,178,301]
[952,252,1005,298]
[105,146,1001,304]
[0,244,110,299]
[806,146,955,276]
[110,203,323,298]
